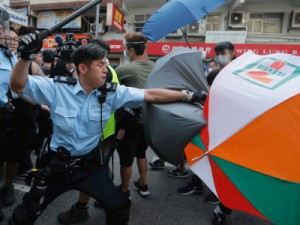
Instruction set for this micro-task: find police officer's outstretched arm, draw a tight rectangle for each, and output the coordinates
[144,89,207,105]
[10,32,43,93]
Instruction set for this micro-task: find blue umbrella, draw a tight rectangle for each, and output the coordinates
[142,0,227,42]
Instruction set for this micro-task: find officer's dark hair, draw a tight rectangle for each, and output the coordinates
[214,41,234,55]
[42,49,55,63]
[92,39,110,55]
[71,43,107,73]
[125,32,147,56]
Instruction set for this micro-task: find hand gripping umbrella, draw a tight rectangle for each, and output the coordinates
[142,0,227,42]
[142,47,209,166]
[185,51,300,225]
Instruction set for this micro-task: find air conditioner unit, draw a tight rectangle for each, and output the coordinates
[187,21,206,36]
[166,29,183,37]
[229,12,244,25]
[90,23,104,34]
[291,10,300,28]
[134,14,148,23]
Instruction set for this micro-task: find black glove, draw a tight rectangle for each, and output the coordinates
[18,32,43,60]
[182,90,208,108]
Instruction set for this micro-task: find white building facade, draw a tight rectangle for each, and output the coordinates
[8,0,300,63]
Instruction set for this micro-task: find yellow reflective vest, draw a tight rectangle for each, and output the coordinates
[102,65,119,140]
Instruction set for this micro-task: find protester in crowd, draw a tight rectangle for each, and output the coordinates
[208,59,218,72]
[149,155,189,178]
[176,42,237,225]
[115,32,155,197]
[33,51,43,66]
[207,69,220,86]
[42,49,55,68]
[38,49,55,76]
[209,41,236,225]
[8,32,206,225]
[178,41,237,225]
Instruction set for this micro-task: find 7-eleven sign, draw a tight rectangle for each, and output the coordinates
[233,58,300,90]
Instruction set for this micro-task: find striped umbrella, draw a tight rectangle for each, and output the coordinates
[185,51,300,225]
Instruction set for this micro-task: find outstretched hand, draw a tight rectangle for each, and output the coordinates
[182,90,208,108]
[18,32,43,60]
[191,90,207,103]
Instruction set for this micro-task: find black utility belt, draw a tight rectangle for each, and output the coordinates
[50,146,101,170]
[47,146,101,185]
[70,147,101,169]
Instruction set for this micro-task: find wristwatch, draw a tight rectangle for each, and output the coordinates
[69,68,76,75]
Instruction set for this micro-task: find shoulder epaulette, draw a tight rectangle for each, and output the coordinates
[102,82,118,92]
[53,76,77,85]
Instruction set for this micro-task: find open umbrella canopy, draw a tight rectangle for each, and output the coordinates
[142,47,208,165]
[145,47,209,92]
[142,0,227,42]
[185,51,300,225]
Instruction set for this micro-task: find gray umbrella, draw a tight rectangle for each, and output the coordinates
[142,47,209,166]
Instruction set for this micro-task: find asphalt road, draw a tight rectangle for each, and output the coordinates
[1,148,272,225]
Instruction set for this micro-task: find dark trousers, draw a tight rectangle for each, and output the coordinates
[9,160,130,225]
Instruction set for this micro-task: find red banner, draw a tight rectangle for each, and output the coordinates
[147,42,300,57]
[106,41,300,57]
[43,38,300,57]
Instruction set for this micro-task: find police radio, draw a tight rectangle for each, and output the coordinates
[97,82,118,104]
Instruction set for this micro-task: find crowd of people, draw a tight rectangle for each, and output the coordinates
[0,11,239,225]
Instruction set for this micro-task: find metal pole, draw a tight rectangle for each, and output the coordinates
[95,4,100,39]
[180,28,191,49]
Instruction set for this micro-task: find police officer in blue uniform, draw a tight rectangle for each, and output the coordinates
[0,14,17,106]
[8,32,206,225]
[0,12,18,223]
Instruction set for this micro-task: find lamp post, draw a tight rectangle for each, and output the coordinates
[95,4,100,38]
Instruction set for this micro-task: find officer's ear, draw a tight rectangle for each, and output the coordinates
[78,63,87,75]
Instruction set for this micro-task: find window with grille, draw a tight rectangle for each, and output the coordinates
[133,14,151,32]
[206,15,222,31]
[248,13,283,33]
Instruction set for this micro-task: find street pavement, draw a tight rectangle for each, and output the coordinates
[1,148,272,225]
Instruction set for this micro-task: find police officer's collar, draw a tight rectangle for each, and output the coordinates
[73,78,83,95]
[73,79,100,96]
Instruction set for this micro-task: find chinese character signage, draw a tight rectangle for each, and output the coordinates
[106,3,124,33]
[206,31,247,43]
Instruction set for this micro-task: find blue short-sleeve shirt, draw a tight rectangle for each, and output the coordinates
[22,76,145,156]
[0,50,17,104]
